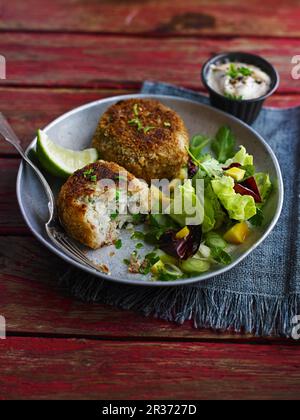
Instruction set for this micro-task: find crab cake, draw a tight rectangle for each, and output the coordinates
[57,160,149,249]
[92,99,189,184]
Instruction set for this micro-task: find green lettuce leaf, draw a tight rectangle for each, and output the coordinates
[224,146,253,167]
[202,182,226,233]
[190,134,211,160]
[211,176,257,221]
[211,126,236,163]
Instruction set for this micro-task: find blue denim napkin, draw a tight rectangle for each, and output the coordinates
[62,82,300,338]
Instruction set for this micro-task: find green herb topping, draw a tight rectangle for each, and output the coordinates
[131,231,145,240]
[128,104,156,134]
[226,63,253,80]
[111,212,118,220]
[224,92,243,101]
[83,168,97,182]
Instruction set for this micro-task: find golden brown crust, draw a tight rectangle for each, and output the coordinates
[92,99,189,183]
[58,159,135,204]
[57,160,136,249]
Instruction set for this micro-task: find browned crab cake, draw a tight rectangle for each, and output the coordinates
[92,99,189,184]
[57,160,149,249]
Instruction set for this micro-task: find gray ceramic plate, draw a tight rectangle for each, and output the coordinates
[17,94,284,287]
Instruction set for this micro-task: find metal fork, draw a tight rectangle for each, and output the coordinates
[0,113,101,272]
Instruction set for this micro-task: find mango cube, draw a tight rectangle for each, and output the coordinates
[224,222,250,244]
[176,226,190,239]
[224,167,246,182]
[151,260,165,275]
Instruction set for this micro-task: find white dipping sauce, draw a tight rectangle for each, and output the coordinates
[207,62,271,100]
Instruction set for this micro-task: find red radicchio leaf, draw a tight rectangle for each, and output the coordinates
[242,177,261,200]
[234,176,262,203]
[159,225,202,260]
[187,159,198,179]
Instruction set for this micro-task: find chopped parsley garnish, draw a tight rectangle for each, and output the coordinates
[144,125,155,134]
[115,239,122,249]
[128,117,143,131]
[227,63,239,79]
[224,92,243,101]
[83,168,97,182]
[128,104,156,134]
[135,243,144,249]
[83,168,93,177]
[133,103,140,116]
[115,190,120,201]
[131,231,145,240]
[239,66,253,77]
[123,258,130,266]
[111,212,118,220]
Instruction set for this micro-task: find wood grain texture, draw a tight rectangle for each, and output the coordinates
[0,88,299,156]
[0,88,133,155]
[0,159,27,233]
[0,0,300,37]
[0,34,298,92]
[0,337,300,400]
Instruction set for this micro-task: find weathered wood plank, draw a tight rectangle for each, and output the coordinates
[0,337,300,400]
[0,0,300,37]
[0,34,298,92]
[1,88,298,156]
[0,88,133,155]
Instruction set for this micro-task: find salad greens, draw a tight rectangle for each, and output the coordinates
[168,179,204,227]
[202,181,226,233]
[123,125,272,281]
[224,145,253,167]
[211,126,236,163]
[211,176,257,221]
[189,134,211,160]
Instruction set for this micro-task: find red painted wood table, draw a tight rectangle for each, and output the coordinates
[0,0,300,400]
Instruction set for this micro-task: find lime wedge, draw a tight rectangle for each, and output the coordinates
[36,129,98,178]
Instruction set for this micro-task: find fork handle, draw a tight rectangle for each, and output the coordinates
[0,113,56,220]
